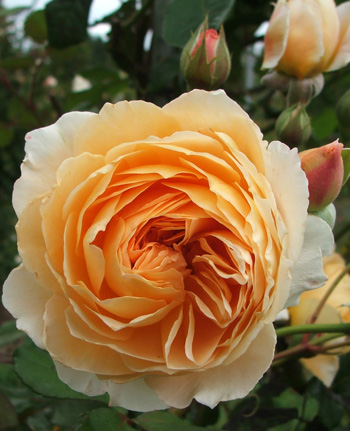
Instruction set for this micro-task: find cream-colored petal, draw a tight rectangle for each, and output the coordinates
[146,323,276,409]
[107,379,168,411]
[16,196,61,294]
[278,0,324,78]
[325,1,350,72]
[287,215,334,307]
[163,90,265,171]
[262,1,290,69]
[13,112,94,217]
[264,141,308,262]
[301,355,339,387]
[2,265,52,349]
[55,361,107,397]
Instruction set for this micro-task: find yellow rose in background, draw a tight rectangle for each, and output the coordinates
[2,90,333,411]
[262,0,350,79]
[289,253,350,386]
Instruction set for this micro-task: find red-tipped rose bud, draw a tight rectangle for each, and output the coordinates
[180,19,231,90]
[299,141,344,212]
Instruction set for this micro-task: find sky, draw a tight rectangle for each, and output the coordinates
[3,0,121,39]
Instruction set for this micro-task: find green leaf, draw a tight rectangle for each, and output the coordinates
[8,98,38,129]
[24,10,48,44]
[0,124,14,148]
[51,399,108,428]
[45,0,93,49]
[76,407,134,431]
[1,56,35,69]
[0,320,24,347]
[162,0,235,47]
[311,107,338,140]
[0,392,18,430]
[14,341,95,400]
[342,147,350,185]
[135,411,211,431]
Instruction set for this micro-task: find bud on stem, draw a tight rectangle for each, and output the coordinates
[180,18,231,91]
[276,103,311,148]
[299,141,344,212]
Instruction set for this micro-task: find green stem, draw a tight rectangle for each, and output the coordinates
[276,323,350,338]
[273,333,348,364]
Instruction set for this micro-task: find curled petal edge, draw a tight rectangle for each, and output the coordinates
[286,214,334,307]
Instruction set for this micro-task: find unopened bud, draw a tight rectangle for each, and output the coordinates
[180,18,231,90]
[276,104,311,148]
[299,141,344,212]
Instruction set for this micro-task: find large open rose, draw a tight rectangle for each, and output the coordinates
[2,90,333,411]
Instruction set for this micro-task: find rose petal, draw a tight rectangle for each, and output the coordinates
[326,1,350,72]
[2,266,52,349]
[286,215,334,307]
[14,112,94,217]
[276,0,324,78]
[262,1,290,69]
[146,323,276,409]
[163,90,265,171]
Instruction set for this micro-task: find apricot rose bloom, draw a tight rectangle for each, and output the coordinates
[262,0,350,79]
[2,90,333,411]
[289,253,350,386]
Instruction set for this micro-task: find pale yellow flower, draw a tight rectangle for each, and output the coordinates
[289,253,350,386]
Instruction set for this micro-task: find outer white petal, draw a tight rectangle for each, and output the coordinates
[55,361,108,397]
[107,379,168,412]
[286,215,334,307]
[13,111,95,217]
[55,361,169,411]
[2,265,52,349]
[264,141,309,262]
[146,324,276,409]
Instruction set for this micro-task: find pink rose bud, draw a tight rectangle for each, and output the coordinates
[299,141,344,212]
[180,19,231,90]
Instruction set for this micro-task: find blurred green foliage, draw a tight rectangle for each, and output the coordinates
[0,0,349,429]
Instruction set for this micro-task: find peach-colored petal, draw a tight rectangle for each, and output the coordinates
[163,90,265,171]
[2,266,52,349]
[146,323,276,409]
[74,101,181,156]
[44,295,133,376]
[262,1,290,69]
[278,0,324,78]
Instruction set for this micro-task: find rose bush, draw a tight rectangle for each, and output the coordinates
[262,0,350,79]
[289,253,350,387]
[2,90,333,411]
